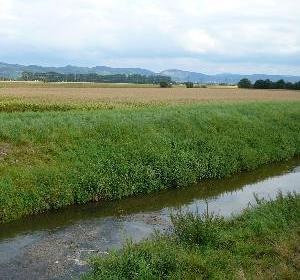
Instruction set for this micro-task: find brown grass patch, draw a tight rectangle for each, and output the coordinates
[0,143,11,161]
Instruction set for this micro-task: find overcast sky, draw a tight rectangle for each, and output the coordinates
[1,0,300,74]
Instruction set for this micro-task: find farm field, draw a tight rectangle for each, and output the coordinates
[0,94,299,223]
[2,1,299,279]
[0,86,300,112]
[0,86,299,278]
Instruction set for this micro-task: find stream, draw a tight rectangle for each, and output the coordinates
[0,159,299,279]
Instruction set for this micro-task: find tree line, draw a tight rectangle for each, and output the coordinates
[21,71,172,84]
[238,78,300,90]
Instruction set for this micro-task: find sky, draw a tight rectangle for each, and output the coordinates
[1,0,300,75]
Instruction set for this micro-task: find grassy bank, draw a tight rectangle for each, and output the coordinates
[0,102,299,223]
[85,193,300,280]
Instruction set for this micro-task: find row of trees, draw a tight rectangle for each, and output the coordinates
[21,71,172,84]
[238,78,300,90]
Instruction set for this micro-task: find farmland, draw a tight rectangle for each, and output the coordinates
[0,85,300,113]
[2,1,299,278]
[0,84,300,280]
[0,83,299,223]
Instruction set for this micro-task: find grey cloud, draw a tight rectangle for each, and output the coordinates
[0,0,299,74]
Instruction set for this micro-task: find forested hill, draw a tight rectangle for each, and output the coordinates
[20,71,171,84]
[159,69,300,84]
[0,62,154,79]
[1,62,300,84]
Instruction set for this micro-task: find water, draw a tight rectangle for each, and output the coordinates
[0,159,299,279]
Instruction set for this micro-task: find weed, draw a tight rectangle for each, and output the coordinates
[84,194,300,280]
[0,102,299,223]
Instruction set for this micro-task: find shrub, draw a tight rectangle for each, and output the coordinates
[159,81,172,88]
[85,194,300,280]
[238,78,252,88]
[185,82,194,88]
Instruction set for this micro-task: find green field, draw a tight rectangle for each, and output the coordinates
[0,102,299,223]
[84,193,300,280]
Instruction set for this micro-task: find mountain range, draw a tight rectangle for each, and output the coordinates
[1,62,300,84]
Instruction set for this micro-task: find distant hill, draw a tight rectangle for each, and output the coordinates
[0,62,154,79]
[159,69,300,84]
[1,62,300,83]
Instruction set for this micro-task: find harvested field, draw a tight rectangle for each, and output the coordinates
[0,87,299,107]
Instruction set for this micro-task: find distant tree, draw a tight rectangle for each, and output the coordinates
[285,82,294,90]
[274,79,286,89]
[238,78,252,88]
[253,79,267,89]
[160,81,172,88]
[294,81,300,90]
[238,77,300,91]
[20,71,173,85]
[263,79,273,89]
[185,82,194,88]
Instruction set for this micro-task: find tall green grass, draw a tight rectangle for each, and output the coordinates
[84,193,300,280]
[0,100,160,112]
[0,102,299,223]
[0,100,115,112]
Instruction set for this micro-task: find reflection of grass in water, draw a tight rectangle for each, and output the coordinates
[86,193,300,280]
[0,102,299,223]
[1,159,298,242]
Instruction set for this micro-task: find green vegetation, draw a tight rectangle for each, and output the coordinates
[159,81,172,88]
[238,78,300,90]
[185,82,194,88]
[84,193,300,280]
[21,71,172,84]
[238,78,252,89]
[0,100,148,113]
[0,102,300,223]
[0,81,161,88]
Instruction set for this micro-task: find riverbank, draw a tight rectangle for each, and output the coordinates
[0,102,300,223]
[1,159,299,279]
[85,193,300,279]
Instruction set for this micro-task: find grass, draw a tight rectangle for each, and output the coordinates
[0,102,299,223]
[84,193,300,280]
[0,100,123,112]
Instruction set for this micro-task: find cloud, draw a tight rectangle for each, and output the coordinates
[0,0,299,74]
[181,29,216,54]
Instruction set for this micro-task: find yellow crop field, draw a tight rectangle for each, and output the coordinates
[1,85,299,108]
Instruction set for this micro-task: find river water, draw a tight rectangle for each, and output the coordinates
[0,159,299,279]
